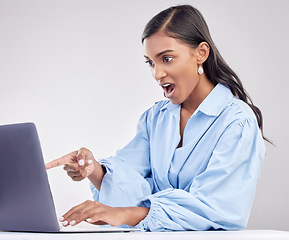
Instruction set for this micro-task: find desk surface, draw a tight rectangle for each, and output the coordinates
[0,230,289,240]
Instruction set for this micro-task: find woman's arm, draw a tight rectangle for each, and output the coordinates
[87,161,106,191]
[59,201,149,227]
[90,107,153,206]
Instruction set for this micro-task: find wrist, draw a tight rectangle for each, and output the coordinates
[123,207,149,226]
[88,161,106,191]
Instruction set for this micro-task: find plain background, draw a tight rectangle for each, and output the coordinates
[0,0,288,231]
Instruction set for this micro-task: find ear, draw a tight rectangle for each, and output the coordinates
[196,42,210,64]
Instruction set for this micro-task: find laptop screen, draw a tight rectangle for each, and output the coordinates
[0,123,59,232]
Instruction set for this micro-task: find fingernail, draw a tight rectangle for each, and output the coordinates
[78,159,84,166]
[59,217,64,222]
[62,221,69,226]
[86,218,92,222]
[70,220,76,226]
[88,160,93,165]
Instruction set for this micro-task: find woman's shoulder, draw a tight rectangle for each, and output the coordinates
[137,100,171,127]
[144,100,170,116]
[136,100,170,130]
[201,83,257,125]
[225,95,258,125]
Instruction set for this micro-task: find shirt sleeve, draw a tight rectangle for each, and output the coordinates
[90,109,153,207]
[136,118,266,231]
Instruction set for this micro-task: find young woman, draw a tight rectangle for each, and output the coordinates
[46,5,266,231]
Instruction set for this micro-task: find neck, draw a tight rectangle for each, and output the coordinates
[182,74,215,114]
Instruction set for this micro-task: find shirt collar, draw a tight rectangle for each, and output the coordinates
[160,83,233,117]
[198,83,233,117]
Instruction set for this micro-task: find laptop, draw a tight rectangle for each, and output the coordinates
[0,122,139,233]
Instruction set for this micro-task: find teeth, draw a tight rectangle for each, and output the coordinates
[162,83,170,87]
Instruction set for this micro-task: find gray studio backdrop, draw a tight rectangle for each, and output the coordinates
[0,0,288,231]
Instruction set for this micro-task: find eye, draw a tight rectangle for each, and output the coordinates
[162,56,173,63]
[145,59,154,68]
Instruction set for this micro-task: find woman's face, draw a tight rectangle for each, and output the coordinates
[143,32,202,105]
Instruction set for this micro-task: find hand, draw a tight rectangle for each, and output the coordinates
[45,148,95,181]
[59,200,149,227]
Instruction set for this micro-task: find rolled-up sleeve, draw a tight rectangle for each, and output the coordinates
[136,118,265,231]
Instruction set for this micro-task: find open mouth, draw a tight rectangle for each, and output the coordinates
[161,83,176,98]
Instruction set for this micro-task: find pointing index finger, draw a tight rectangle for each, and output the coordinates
[45,151,78,170]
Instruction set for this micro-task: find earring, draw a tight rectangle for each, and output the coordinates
[198,66,203,74]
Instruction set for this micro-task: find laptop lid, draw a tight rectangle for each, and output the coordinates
[0,122,59,232]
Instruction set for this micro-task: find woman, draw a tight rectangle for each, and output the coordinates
[46,5,266,231]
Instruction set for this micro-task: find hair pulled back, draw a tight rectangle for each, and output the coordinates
[142,5,270,143]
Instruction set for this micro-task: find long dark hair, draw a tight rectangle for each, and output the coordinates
[142,5,271,143]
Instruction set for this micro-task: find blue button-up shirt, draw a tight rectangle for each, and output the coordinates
[90,83,265,231]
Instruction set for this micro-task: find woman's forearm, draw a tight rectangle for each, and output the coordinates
[123,207,150,226]
[88,160,106,191]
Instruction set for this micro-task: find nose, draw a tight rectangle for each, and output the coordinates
[152,65,167,82]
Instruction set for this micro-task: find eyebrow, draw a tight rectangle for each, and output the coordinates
[144,49,174,59]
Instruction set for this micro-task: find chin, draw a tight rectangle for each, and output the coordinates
[168,98,182,105]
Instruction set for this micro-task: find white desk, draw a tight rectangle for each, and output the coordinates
[0,230,289,240]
